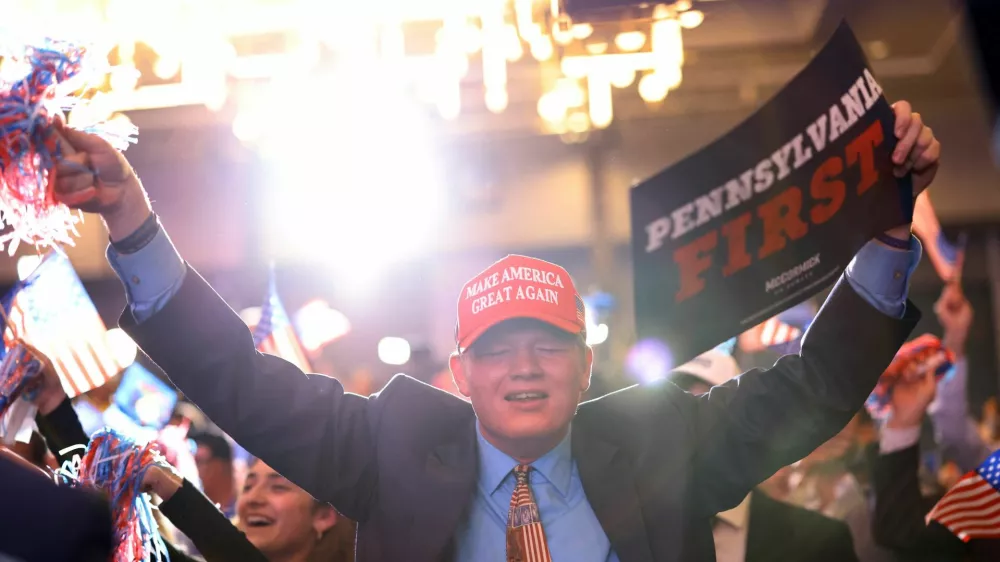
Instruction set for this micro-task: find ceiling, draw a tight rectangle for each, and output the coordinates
[118,0,977,141]
[3,0,993,285]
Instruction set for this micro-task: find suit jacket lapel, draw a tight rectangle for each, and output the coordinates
[419,418,479,561]
[574,430,655,562]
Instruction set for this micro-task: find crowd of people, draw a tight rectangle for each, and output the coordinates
[5,92,999,562]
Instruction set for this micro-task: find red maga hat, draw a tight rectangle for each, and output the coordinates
[455,255,587,351]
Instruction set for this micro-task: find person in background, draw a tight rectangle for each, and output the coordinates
[926,281,991,472]
[193,431,239,519]
[784,411,898,562]
[872,345,1000,560]
[9,430,57,471]
[239,458,356,562]
[669,349,859,562]
[26,347,268,562]
[872,279,1000,561]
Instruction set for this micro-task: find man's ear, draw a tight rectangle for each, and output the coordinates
[580,346,594,394]
[312,503,337,538]
[449,352,472,398]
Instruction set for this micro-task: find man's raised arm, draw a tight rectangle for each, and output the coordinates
[51,123,379,521]
[690,236,920,514]
[688,101,941,514]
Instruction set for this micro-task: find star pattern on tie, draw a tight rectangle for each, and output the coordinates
[506,465,553,562]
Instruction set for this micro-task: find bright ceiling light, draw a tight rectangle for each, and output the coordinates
[294,300,351,352]
[378,337,411,365]
[587,323,609,346]
[614,31,646,52]
[679,10,705,29]
[254,73,447,292]
[638,72,669,102]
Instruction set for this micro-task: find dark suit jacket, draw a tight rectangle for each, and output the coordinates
[0,456,112,562]
[873,444,1000,561]
[745,491,858,562]
[122,268,918,562]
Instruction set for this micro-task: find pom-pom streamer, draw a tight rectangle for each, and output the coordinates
[866,334,955,419]
[0,342,42,419]
[0,37,137,254]
[75,428,170,562]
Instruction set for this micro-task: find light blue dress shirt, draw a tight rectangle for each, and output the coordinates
[107,226,921,561]
[455,425,618,561]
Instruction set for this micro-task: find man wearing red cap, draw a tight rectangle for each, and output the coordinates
[50,100,938,562]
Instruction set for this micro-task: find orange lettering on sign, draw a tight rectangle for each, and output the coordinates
[809,156,846,225]
[669,118,888,304]
[757,186,808,260]
[674,231,717,302]
[846,120,884,195]
[721,212,753,277]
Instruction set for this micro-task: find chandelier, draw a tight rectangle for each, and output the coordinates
[10,0,704,134]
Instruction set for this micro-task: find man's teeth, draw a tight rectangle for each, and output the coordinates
[245,516,273,526]
[507,392,546,401]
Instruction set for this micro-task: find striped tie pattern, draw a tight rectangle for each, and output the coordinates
[506,465,552,562]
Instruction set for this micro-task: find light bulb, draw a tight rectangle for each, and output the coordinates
[530,37,554,61]
[662,65,682,89]
[485,89,509,113]
[378,337,411,366]
[610,67,636,88]
[556,78,585,107]
[614,31,646,52]
[537,92,566,123]
[679,10,704,29]
[638,73,669,102]
[571,23,594,40]
[153,55,180,79]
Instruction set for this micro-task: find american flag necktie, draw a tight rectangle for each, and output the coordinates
[506,465,553,562]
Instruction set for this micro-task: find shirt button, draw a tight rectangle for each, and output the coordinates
[893,271,902,279]
[131,276,141,285]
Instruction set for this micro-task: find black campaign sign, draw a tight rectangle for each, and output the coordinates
[630,22,911,365]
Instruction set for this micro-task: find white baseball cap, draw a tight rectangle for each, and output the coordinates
[669,349,740,388]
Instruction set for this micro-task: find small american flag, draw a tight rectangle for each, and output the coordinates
[575,294,586,324]
[2,250,126,397]
[927,448,1000,541]
[759,317,802,348]
[252,271,311,373]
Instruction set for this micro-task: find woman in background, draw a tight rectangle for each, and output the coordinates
[238,458,355,562]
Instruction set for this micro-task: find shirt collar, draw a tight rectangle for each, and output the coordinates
[475,422,574,498]
[716,493,752,530]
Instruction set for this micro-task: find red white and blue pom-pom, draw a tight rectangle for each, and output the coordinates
[75,428,170,562]
[0,341,43,419]
[0,37,137,255]
[866,333,956,419]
